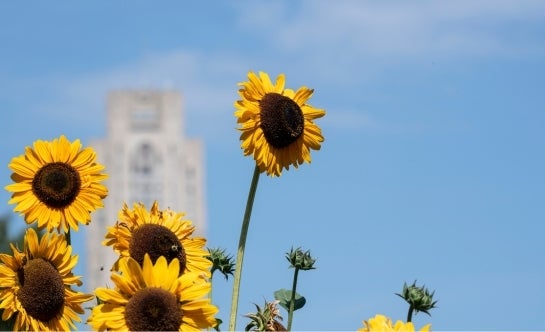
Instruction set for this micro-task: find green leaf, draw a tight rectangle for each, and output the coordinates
[274,288,306,311]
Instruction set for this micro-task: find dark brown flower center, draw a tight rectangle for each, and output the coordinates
[125,287,182,331]
[259,93,304,148]
[17,258,65,322]
[32,162,81,208]
[129,224,186,273]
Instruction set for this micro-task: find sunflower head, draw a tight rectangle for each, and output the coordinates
[234,71,326,177]
[358,314,432,332]
[88,254,218,331]
[0,228,94,331]
[5,135,108,232]
[103,201,212,278]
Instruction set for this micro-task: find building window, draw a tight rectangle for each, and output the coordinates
[131,108,160,131]
[130,142,163,205]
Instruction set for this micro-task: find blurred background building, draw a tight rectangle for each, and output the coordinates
[85,90,206,291]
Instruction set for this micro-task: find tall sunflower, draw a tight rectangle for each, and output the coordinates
[88,255,218,331]
[5,135,108,232]
[234,70,326,177]
[0,228,94,331]
[103,201,211,277]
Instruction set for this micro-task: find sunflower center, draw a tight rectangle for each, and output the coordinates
[125,287,182,332]
[32,162,81,208]
[259,92,304,148]
[17,258,65,322]
[129,224,186,272]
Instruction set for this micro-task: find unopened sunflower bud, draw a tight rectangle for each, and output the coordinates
[396,280,438,316]
[244,300,286,331]
[207,247,235,280]
[286,247,316,271]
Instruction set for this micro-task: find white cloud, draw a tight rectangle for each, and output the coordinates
[6,0,544,143]
[235,0,545,59]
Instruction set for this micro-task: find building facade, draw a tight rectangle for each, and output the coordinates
[85,90,206,291]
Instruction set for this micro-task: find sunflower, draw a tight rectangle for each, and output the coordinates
[103,201,211,278]
[234,70,326,177]
[5,135,108,232]
[358,314,431,332]
[88,254,218,331]
[0,228,94,331]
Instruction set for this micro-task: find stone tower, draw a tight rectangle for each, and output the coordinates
[85,90,206,291]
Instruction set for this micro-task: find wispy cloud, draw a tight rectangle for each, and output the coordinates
[4,0,544,144]
[236,0,545,59]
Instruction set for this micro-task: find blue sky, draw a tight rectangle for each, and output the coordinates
[1,1,545,330]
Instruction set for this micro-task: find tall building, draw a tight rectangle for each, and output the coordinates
[85,90,206,291]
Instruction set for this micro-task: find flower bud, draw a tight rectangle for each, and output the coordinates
[244,300,286,331]
[206,247,235,280]
[396,281,438,316]
[286,247,316,271]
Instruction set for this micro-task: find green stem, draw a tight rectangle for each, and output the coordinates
[65,229,71,246]
[228,166,261,332]
[407,304,414,323]
[287,267,300,331]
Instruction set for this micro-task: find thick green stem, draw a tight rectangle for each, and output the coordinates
[287,267,300,331]
[407,304,414,323]
[65,229,71,246]
[228,166,261,332]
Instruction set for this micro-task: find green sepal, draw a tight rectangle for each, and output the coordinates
[213,318,223,331]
